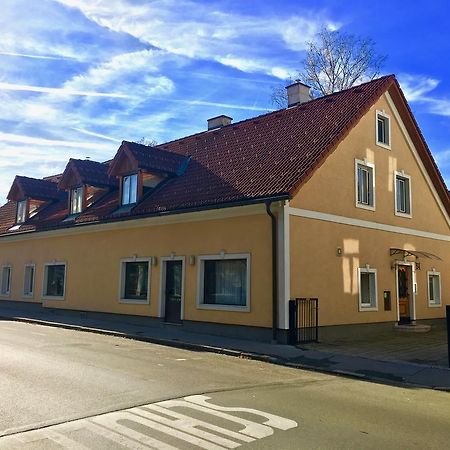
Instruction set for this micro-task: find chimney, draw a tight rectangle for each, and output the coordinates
[207,115,233,130]
[286,81,311,107]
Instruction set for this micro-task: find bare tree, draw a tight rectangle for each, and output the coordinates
[136,137,158,147]
[272,28,386,107]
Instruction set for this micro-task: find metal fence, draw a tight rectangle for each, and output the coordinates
[289,298,319,345]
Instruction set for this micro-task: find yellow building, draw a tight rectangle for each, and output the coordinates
[0,75,449,343]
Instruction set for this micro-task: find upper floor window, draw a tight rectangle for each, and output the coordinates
[355,160,375,210]
[376,110,391,149]
[70,187,83,214]
[122,174,138,205]
[395,172,412,217]
[17,200,27,223]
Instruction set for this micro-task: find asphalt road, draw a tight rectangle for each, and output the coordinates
[1,320,450,449]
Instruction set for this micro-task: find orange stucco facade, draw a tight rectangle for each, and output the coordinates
[0,91,448,339]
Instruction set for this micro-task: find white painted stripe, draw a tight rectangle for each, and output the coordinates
[288,207,450,242]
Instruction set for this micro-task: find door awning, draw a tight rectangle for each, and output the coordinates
[390,248,442,261]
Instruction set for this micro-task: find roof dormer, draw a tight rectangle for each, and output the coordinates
[7,176,59,225]
[58,159,118,215]
[108,141,190,207]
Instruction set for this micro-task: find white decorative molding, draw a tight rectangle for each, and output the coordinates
[288,207,450,242]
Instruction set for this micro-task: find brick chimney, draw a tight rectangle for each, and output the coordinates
[286,81,311,107]
[207,115,232,130]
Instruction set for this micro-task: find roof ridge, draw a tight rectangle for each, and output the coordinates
[156,75,396,149]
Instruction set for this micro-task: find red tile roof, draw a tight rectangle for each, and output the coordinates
[0,75,448,236]
[58,158,118,190]
[108,141,189,177]
[7,176,59,202]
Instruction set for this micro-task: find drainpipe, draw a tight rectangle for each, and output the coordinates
[265,201,278,343]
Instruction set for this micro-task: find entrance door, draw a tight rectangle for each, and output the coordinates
[397,265,411,323]
[164,260,183,323]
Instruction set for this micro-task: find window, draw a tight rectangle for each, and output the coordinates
[70,187,83,214]
[358,268,377,311]
[198,254,250,311]
[23,264,35,297]
[43,263,66,299]
[395,172,412,217]
[355,160,375,210]
[1,266,12,296]
[122,174,138,205]
[17,200,27,223]
[120,258,151,303]
[428,271,441,307]
[376,111,391,148]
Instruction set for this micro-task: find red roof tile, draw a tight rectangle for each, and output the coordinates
[7,176,59,202]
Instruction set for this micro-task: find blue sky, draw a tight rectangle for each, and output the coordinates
[1,0,450,203]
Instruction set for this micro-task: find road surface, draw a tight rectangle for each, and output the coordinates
[1,320,449,449]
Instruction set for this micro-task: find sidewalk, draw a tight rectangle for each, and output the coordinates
[1,301,449,390]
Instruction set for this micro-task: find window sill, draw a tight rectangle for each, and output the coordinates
[42,295,65,301]
[428,302,442,308]
[358,306,378,312]
[356,203,376,211]
[22,295,34,300]
[376,141,391,150]
[0,294,11,298]
[119,298,149,305]
[395,211,412,219]
[197,303,250,312]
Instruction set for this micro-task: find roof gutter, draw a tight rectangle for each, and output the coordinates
[265,200,278,343]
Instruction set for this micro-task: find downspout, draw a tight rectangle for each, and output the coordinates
[265,201,278,342]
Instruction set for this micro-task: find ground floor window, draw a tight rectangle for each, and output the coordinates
[358,267,377,311]
[1,265,12,296]
[23,264,35,297]
[198,254,250,310]
[43,263,66,299]
[120,258,151,303]
[427,271,441,307]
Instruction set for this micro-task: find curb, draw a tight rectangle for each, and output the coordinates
[2,314,449,391]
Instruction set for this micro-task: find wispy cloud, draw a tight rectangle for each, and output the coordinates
[56,0,337,78]
[0,51,78,61]
[0,132,111,150]
[397,74,440,102]
[0,82,131,98]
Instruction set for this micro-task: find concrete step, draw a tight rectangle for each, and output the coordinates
[394,323,431,333]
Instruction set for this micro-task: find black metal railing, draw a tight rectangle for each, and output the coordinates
[289,298,319,344]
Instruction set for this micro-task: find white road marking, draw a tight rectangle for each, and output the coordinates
[0,395,298,449]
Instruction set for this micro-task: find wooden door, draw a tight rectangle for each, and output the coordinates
[397,266,410,323]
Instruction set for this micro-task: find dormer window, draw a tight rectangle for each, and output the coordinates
[70,187,83,214]
[122,174,138,205]
[17,200,27,224]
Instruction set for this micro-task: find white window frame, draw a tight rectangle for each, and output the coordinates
[16,199,27,224]
[70,186,83,214]
[121,174,138,205]
[355,159,376,211]
[427,271,441,307]
[197,253,251,312]
[394,171,412,218]
[358,267,378,311]
[0,265,12,297]
[42,262,67,301]
[376,110,391,149]
[119,257,152,304]
[23,263,35,298]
